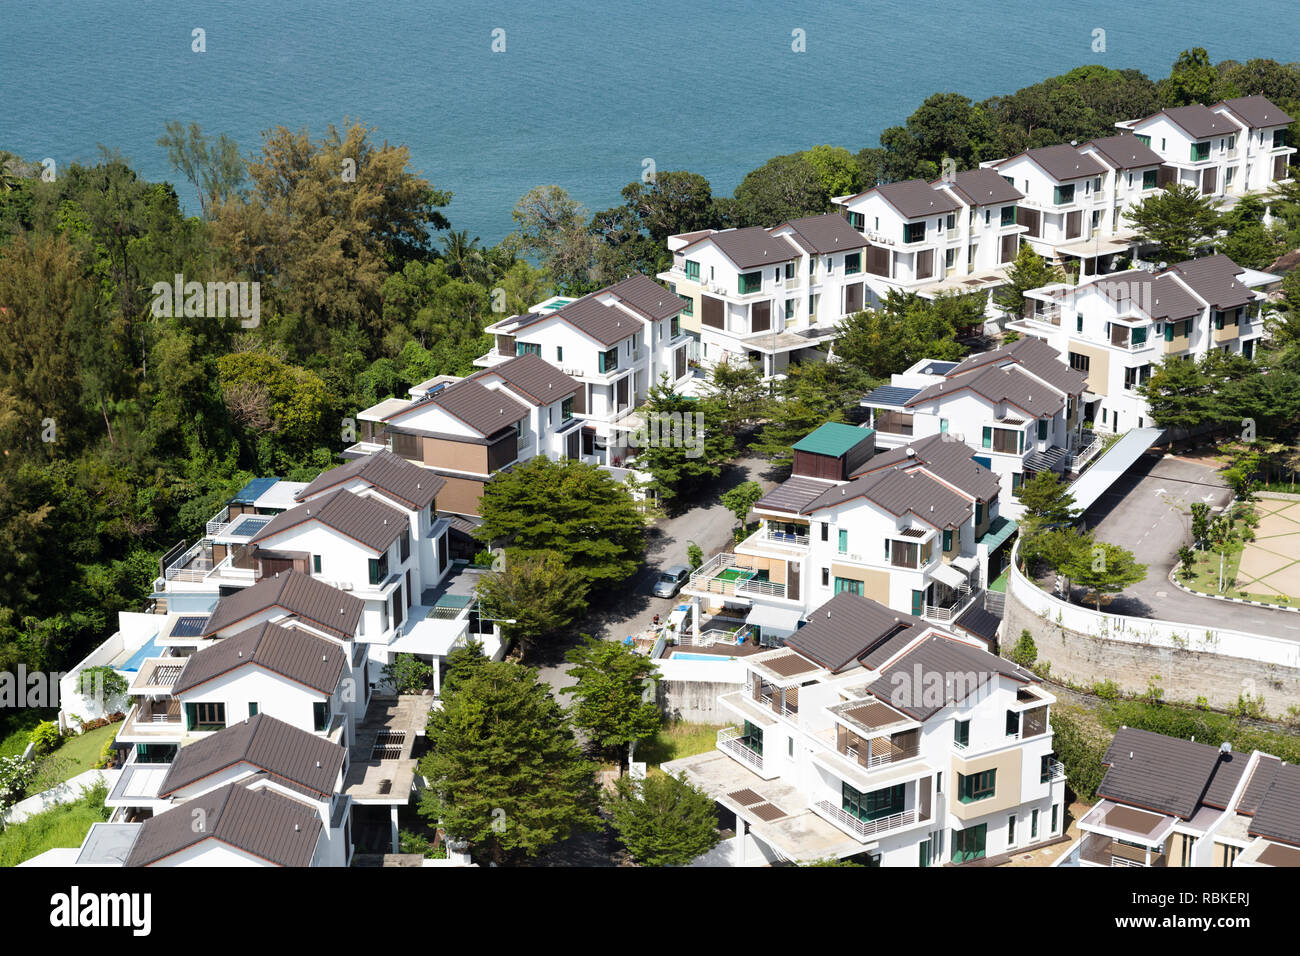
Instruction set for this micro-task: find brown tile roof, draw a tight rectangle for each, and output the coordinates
[777,213,870,253]
[1085,270,1203,323]
[295,450,444,511]
[1083,133,1165,170]
[909,361,1066,419]
[872,635,1032,720]
[602,273,687,322]
[158,713,345,800]
[1098,727,1230,819]
[1170,254,1256,311]
[686,226,802,270]
[1151,104,1236,140]
[935,168,1024,206]
[390,378,528,437]
[202,570,362,641]
[1237,755,1281,815]
[1215,95,1293,129]
[754,475,837,515]
[251,488,407,554]
[1016,144,1107,182]
[946,337,1088,397]
[173,621,345,697]
[1249,763,1300,847]
[849,434,1002,501]
[870,179,961,219]
[126,782,322,867]
[503,274,684,345]
[783,592,925,674]
[466,352,578,407]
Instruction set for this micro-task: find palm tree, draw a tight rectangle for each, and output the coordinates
[439,229,486,283]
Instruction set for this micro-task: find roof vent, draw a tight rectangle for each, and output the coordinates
[237,651,243,658]
[905,447,915,457]
[1129,752,1134,759]
[294,824,301,832]
[1220,741,1232,754]
[316,760,322,768]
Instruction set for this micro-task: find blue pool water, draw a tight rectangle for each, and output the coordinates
[671,652,736,662]
[120,634,165,672]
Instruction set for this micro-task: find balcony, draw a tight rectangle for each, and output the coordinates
[1078,832,1167,867]
[343,438,392,457]
[812,800,917,841]
[872,409,914,437]
[1041,759,1067,783]
[717,727,778,778]
[1025,305,1061,327]
[739,524,811,553]
[119,699,184,738]
[925,584,979,622]
[160,540,213,584]
[206,506,231,537]
[687,552,788,600]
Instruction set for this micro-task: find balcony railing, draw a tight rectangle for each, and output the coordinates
[717,727,764,772]
[764,528,810,547]
[687,552,788,599]
[206,506,231,537]
[1042,759,1066,783]
[163,542,213,583]
[206,554,256,583]
[1027,306,1061,326]
[813,800,917,840]
[925,585,978,622]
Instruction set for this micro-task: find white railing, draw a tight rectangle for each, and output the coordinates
[1111,856,1145,867]
[813,800,916,840]
[1044,759,1066,782]
[1067,434,1104,472]
[717,727,763,772]
[344,439,391,457]
[687,552,788,600]
[763,528,810,548]
[163,542,211,583]
[205,555,255,583]
[206,506,231,537]
[926,585,978,622]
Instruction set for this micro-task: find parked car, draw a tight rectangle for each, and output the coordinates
[652,564,691,598]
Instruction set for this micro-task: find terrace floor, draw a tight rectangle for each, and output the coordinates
[343,695,434,805]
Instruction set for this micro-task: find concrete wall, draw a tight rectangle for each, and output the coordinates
[1004,545,1300,714]
[656,679,744,724]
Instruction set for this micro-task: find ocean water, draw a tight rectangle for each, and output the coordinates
[3,0,1297,244]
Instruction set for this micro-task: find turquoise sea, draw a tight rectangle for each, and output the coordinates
[2,0,1298,243]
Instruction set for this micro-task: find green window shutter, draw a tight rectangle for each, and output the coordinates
[556,346,563,361]
[838,529,848,552]
[1037,419,1048,441]
[1076,314,1083,332]
[249,702,258,716]
[943,530,953,551]
[975,501,984,525]
[982,426,992,449]
[1164,323,1174,341]
[1018,430,1024,453]
[313,555,321,574]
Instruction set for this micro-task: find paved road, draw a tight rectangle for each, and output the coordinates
[534,456,781,693]
[1082,452,1300,638]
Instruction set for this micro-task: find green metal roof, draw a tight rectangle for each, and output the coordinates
[791,422,873,457]
[978,516,1018,552]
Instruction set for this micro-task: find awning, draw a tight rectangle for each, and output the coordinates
[930,562,969,590]
[978,516,1019,552]
[745,605,803,634]
[952,554,981,576]
[1067,426,1165,514]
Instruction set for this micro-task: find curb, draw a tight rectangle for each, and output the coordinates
[1166,565,1300,614]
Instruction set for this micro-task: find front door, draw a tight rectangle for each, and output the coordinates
[952,824,987,863]
[911,589,923,617]
[1202,167,1217,195]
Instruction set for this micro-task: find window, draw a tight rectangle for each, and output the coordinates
[598,347,619,373]
[1223,844,1240,866]
[515,342,541,357]
[248,702,258,716]
[1008,815,1017,846]
[834,577,862,596]
[368,552,389,586]
[1011,472,1023,496]
[1001,205,1016,226]
[939,417,949,434]
[844,252,861,275]
[788,737,794,758]
[1006,709,1020,737]
[1135,133,1151,147]
[842,781,905,822]
[903,221,926,244]
[945,248,956,270]
[958,769,996,803]
[1131,325,1147,346]
[1053,184,1075,205]
[954,719,970,749]
[937,772,943,792]
[1225,166,1236,187]
[1164,322,1174,342]
[848,212,865,231]
[1040,754,1054,783]
[313,701,331,732]
[943,530,953,552]
[983,426,1020,454]
[1142,168,1158,190]
[1031,808,1039,839]
[186,702,226,732]
[1182,835,1196,866]
[399,530,410,563]
[820,522,829,542]
[974,501,984,525]
[561,397,573,421]
[1068,351,1091,374]
[1037,419,1048,441]
[783,261,796,279]
[313,554,321,574]
[1051,804,1059,834]
[945,213,956,232]
[684,259,700,280]
[784,299,795,320]
[738,271,762,294]
[1275,129,1288,149]
[821,568,829,587]
[837,529,848,553]
[1190,141,1210,162]
[951,824,987,863]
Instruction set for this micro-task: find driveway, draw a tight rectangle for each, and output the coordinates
[1081,452,1300,639]
[534,456,781,693]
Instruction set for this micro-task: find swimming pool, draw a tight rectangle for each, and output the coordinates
[119,634,165,672]
[670,652,737,662]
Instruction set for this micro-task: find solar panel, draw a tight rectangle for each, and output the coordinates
[170,615,209,637]
[228,516,271,538]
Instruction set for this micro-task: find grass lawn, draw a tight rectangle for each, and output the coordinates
[637,721,724,769]
[0,784,111,867]
[988,569,1009,594]
[1177,548,1245,598]
[0,709,54,758]
[30,723,119,788]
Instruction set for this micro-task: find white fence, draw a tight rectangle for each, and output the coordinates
[0,769,119,827]
[1007,541,1300,670]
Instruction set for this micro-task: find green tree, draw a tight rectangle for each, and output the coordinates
[1017,472,1081,526]
[835,290,973,379]
[697,358,767,439]
[992,244,1066,318]
[1008,630,1038,668]
[802,145,866,199]
[157,120,247,219]
[562,636,662,767]
[720,480,764,537]
[474,549,590,660]
[507,184,597,293]
[1159,48,1221,107]
[604,772,720,867]
[1137,355,1214,435]
[1061,541,1147,610]
[1124,183,1221,263]
[730,153,828,226]
[476,456,645,588]
[417,659,600,865]
[381,654,434,694]
[686,541,703,570]
[631,376,735,504]
[618,170,717,242]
